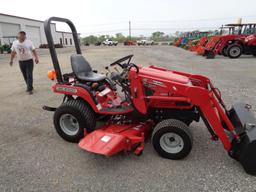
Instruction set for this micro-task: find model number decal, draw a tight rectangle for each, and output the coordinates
[152,80,166,87]
[142,78,166,88]
[101,135,111,142]
[56,86,77,93]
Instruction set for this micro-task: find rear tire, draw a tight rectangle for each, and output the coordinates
[53,100,96,143]
[152,119,192,160]
[227,44,242,59]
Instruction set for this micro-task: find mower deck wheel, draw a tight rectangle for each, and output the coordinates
[227,44,242,59]
[152,119,192,160]
[54,99,96,143]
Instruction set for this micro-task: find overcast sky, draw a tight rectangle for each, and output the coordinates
[1,0,256,37]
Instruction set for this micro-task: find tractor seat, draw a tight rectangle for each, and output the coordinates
[71,54,105,82]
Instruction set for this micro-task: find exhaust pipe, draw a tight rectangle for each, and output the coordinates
[228,103,256,175]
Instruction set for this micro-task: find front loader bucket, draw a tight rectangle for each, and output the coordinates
[228,103,256,175]
[205,50,215,59]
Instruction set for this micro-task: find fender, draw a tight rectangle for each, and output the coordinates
[52,84,100,112]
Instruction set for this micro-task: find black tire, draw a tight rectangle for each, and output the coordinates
[53,100,96,143]
[180,119,193,126]
[227,44,242,59]
[152,119,192,160]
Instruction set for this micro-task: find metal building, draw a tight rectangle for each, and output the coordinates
[0,13,78,47]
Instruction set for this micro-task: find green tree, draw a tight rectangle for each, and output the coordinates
[82,35,98,44]
[151,31,165,41]
[115,33,126,42]
[98,35,106,42]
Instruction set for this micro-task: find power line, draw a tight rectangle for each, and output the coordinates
[79,15,256,29]
[80,15,256,36]
[82,26,218,35]
[132,15,256,23]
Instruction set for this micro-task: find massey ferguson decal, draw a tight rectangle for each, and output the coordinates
[56,86,77,93]
[142,78,166,88]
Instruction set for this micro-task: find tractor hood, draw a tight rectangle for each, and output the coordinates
[138,65,190,84]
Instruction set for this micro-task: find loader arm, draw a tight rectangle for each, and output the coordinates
[185,85,237,150]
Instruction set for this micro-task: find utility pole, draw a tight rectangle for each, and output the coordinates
[129,21,131,40]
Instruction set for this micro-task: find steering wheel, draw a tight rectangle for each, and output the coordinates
[109,55,139,102]
[110,54,134,68]
[110,54,139,73]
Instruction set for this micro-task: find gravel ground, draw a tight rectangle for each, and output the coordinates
[0,45,256,192]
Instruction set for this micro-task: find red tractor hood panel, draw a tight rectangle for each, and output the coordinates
[138,66,190,84]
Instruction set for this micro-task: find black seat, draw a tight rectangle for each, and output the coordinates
[71,54,105,82]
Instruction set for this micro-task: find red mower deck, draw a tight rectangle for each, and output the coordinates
[79,121,153,156]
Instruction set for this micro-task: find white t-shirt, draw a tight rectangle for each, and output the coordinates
[11,39,35,61]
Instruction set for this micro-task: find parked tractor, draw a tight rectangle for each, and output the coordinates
[190,37,208,52]
[124,40,136,46]
[43,17,256,175]
[175,31,209,50]
[204,23,256,59]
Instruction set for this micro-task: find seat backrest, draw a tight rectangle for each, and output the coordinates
[71,54,92,75]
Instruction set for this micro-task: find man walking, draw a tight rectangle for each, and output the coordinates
[10,31,39,94]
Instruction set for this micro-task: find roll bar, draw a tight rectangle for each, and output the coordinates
[44,17,81,83]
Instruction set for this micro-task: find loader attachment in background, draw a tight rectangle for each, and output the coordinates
[228,103,256,175]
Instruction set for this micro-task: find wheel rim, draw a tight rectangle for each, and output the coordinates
[59,114,79,136]
[230,47,241,57]
[160,133,184,154]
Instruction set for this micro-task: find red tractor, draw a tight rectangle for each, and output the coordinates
[44,17,256,175]
[196,25,232,56]
[205,23,256,59]
[124,40,136,46]
[190,36,208,52]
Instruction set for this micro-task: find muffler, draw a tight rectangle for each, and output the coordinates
[228,103,256,175]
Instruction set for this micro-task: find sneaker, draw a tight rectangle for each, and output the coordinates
[27,87,34,92]
[28,90,33,95]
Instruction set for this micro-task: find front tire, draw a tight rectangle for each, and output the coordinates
[227,44,242,59]
[152,119,192,160]
[53,100,96,143]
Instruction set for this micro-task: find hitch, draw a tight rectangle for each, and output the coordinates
[42,105,56,112]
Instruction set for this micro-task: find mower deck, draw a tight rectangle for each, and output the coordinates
[79,121,154,156]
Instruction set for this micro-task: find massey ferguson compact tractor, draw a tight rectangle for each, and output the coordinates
[204,23,256,59]
[43,17,256,175]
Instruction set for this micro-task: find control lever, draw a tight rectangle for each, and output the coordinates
[114,67,120,73]
[105,66,111,76]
